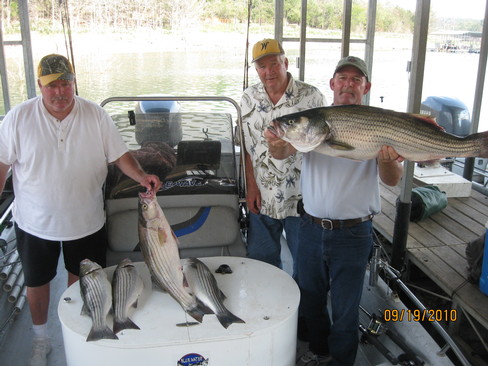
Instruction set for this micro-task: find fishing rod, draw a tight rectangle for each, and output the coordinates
[59,0,78,96]
[243,0,252,91]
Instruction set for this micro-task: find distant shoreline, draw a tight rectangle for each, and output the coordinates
[4,29,413,62]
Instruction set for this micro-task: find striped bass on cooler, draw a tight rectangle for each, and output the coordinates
[138,191,205,322]
[79,258,118,342]
[182,257,245,329]
[112,258,143,334]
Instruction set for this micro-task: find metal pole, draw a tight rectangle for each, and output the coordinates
[341,0,352,58]
[298,0,307,81]
[274,0,284,42]
[463,2,488,181]
[391,0,430,271]
[0,15,11,114]
[18,0,36,99]
[364,0,377,106]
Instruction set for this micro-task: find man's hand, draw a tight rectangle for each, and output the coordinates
[263,128,297,159]
[378,145,404,163]
[377,146,404,186]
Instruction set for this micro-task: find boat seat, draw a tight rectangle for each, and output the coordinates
[105,194,246,266]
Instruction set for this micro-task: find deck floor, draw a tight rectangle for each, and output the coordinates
[374,181,488,363]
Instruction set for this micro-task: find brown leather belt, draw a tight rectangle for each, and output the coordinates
[306,213,374,230]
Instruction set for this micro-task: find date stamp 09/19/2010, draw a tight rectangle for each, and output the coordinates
[383,309,457,322]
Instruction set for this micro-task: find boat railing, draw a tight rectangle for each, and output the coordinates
[368,241,473,366]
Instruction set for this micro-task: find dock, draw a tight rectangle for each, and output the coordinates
[374,182,488,365]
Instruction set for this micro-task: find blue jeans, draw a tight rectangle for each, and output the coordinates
[297,214,373,366]
[246,212,300,277]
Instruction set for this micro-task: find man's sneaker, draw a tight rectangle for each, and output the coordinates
[28,337,52,366]
[296,350,332,366]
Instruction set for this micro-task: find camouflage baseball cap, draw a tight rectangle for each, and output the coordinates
[252,39,285,62]
[334,56,369,81]
[37,54,75,86]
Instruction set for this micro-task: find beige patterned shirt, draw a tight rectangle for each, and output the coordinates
[240,73,326,219]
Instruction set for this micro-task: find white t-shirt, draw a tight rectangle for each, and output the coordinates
[301,151,381,219]
[0,96,129,240]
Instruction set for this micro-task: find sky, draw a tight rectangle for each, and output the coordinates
[385,0,486,20]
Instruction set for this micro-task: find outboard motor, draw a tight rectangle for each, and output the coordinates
[421,96,471,137]
[133,98,183,147]
[421,96,488,183]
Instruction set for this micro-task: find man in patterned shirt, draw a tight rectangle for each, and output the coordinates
[240,39,326,277]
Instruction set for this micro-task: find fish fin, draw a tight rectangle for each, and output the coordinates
[186,306,206,323]
[196,297,214,315]
[216,310,246,329]
[219,289,227,301]
[86,325,119,342]
[113,317,140,334]
[187,257,199,268]
[80,303,90,316]
[157,227,168,245]
[477,131,488,158]
[171,229,181,246]
[326,140,355,151]
[182,273,189,288]
[410,113,445,130]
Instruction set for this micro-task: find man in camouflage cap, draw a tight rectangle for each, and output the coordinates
[0,54,161,366]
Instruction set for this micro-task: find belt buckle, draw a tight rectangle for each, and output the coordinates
[320,219,333,230]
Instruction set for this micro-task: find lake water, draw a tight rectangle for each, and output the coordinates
[2,32,488,132]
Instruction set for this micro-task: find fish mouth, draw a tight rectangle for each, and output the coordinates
[138,190,155,199]
[267,121,284,137]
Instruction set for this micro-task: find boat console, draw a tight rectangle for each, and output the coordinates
[101,97,247,266]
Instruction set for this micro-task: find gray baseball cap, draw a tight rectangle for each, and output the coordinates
[334,56,369,81]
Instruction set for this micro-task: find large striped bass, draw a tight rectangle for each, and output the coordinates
[269,105,488,162]
[138,191,205,322]
[182,257,245,329]
[79,259,118,342]
[112,258,143,334]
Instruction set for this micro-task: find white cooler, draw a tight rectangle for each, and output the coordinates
[58,257,300,366]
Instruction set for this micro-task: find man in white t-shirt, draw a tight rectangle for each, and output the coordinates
[0,54,161,366]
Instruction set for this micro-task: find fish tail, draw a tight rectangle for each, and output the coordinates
[113,317,140,334]
[478,131,488,158]
[86,325,119,342]
[216,310,245,329]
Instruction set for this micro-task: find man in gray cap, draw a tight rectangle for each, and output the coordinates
[0,54,161,366]
[265,55,404,365]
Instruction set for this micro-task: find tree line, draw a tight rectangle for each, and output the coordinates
[1,0,483,35]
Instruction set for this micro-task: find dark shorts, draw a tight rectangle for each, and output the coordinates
[15,224,108,287]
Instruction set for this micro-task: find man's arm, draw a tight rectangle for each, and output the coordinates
[114,152,161,193]
[244,150,262,214]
